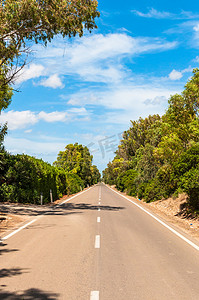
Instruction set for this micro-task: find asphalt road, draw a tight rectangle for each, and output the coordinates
[1,183,199,299]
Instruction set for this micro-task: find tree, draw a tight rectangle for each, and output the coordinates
[91,165,101,184]
[102,69,199,209]
[117,114,161,159]
[54,143,99,186]
[0,0,100,107]
[0,123,7,151]
[116,169,137,196]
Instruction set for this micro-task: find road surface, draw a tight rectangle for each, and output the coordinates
[1,183,199,299]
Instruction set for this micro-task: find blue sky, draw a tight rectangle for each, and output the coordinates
[1,0,199,172]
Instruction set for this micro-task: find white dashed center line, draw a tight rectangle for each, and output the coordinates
[95,235,100,249]
[90,291,99,300]
[97,217,101,223]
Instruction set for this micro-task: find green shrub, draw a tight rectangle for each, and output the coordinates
[116,169,138,196]
[173,143,199,177]
[0,154,85,204]
[180,168,199,210]
[142,165,177,202]
[137,182,148,200]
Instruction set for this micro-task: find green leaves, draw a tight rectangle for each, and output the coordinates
[0,153,86,204]
[0,0,99,110]
[53,143,100,186]
[103,69,199,210]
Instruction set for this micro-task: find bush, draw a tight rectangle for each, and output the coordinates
[180,168,199,210]
[173,143,199,177]
[0,153,84,204]
[137,182,148,200]
[141,165,177,202]
[116,169,138,196]
[66,173,84,195]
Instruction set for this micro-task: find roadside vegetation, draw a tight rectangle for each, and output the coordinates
[0,1,100,204]
[0,0,99,111]
[0,143,100,204]
[0,0,99,143]
[103,69,199,213]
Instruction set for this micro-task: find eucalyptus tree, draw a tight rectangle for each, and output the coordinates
[0,0,99,95]
[0,0,99,145]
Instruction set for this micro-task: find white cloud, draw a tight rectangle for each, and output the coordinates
[69,34,133,64]
[4,136,66,163]
[144,96,168,105]
[169,69,183,80]
[38,111,67,122]
[74,65,124,83]
[15,64,45,84]
[66,83,180,125]
[31,34,177,84]
[38,107,89,123]
[10,33,178,87]
[0,110,38,130]
[68,85,175,110]
[182,66,193,73]
[39,74,64,89]
[192,23,199,46]
[132,8,173,19]
[132,8,199,20]
[177,21,199,48]
[24,129,33,133]
[0,108,91,130]
[68,107,89,115]
[169,67,192,80]
[194,56,199,62]
[193,24,199,32]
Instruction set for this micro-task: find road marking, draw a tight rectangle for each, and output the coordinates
[95,235,100,248]
[2,218,38,240]
[98,201,101,205]
[90,291,99,300]
[1,186,94,241]
[107,185,199,252]
[97,217,101,223]
[59,186,93,206]
[99,185,102,198]
[98,208,101,212]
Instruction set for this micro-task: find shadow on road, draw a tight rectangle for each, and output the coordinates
[62,202,125,211]
[0,288,59,299]
[0,268,28,278]
[0,242,19,256]
[0,206,84,217]
[0,205,52,217]
[0,202,125,218]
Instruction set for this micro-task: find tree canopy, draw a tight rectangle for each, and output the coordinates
[0,0,99,107]
[0,0,99,149]
[0,143,101,204]
[103,69,199,211]
[54,143,101,186]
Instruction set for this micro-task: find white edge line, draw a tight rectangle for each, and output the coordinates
[2,186,94,241]
[2,219,37,240]
[90,291,99,300]
[95,235,100,248]
[59,187,93,206]
[106,185,199,251]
